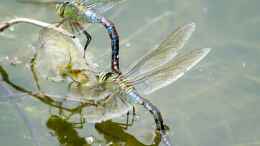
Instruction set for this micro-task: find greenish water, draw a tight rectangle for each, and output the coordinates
[0,0,260,146]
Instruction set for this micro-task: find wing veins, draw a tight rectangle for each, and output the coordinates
[132,48,211,95]
[125,23,196,79]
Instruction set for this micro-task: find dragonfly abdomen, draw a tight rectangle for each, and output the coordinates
[101,18,120,73]
[84,10,102,23]
[83,9,120,73]
[126,90,143,104]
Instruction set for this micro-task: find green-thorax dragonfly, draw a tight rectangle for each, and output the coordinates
[18,0,126,73]
[2,22,211,146]
[55,0,126,73]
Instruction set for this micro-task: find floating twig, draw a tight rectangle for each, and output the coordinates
[0,17,75,38]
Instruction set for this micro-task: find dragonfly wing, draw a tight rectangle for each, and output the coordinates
[85,0,126,14]
[78,92,132,123]
[37,28,98,77]
[125,23,196,79]
[133,48,211,95]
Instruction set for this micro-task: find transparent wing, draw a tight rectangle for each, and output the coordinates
[133,48,211,95]
[59,91,133,123]
[90,12,173,73]
[83,93,132,123]
[84,0,127,14]
[125,23,196,79]
[37,28,98,76]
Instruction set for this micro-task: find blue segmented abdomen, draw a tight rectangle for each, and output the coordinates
[84,10,102,23]
[127,91,142,104]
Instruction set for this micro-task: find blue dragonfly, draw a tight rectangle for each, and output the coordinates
[0,22,211,146]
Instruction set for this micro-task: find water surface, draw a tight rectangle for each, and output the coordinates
[0,0,260,146]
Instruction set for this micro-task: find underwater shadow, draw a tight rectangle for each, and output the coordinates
[0,64,161,146]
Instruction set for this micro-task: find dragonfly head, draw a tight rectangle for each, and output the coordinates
[56,1,79,19]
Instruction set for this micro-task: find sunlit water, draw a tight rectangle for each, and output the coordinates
[0,0,260,146]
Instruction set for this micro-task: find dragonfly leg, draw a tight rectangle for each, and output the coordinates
[82,30,92,58]
[126,111,130,127]
[128,106,136,125]
[132,106,136,124]
[101,18,120,74]
[125,106,136,129]
[109,106,136,129]
[67,115,85,129]
[73,22,92,58]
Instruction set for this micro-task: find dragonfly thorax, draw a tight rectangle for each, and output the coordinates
[56,1,84,22]
[96,72,115,83]
[68,72,121,102]
[97,72,134,93]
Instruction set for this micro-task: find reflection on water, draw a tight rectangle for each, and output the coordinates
[47,115,90,146]
[1,0,260,146]
[95,120,161,146]
[0,64,160,146]
[47,114,161,146]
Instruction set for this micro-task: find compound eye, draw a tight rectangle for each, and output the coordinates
[63,1,70,5]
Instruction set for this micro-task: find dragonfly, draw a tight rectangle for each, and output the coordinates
[19,0,125,73]
[0,22,211,146]
[56,0,126,73]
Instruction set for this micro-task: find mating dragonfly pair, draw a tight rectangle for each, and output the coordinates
[0,0,211,146]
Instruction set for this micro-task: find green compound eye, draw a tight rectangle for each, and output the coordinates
[56,1,78,18]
